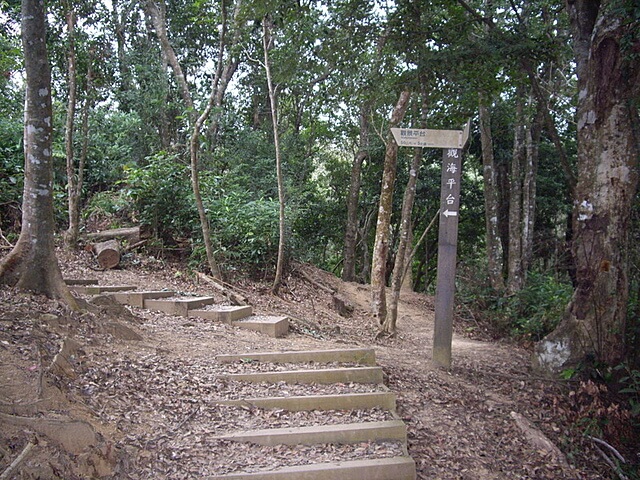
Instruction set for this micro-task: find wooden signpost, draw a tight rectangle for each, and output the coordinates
[391,121,469,369]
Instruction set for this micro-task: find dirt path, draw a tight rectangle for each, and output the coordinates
[0,251,608,479]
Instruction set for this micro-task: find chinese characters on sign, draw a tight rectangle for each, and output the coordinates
[433,147,462,369]
[390,122,469,369]
[390,128,464,149]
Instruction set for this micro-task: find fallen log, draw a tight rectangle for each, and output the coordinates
[86,226,147,244]
[295,264,335,295]
[195,272,248,306]
[93,239,120,269]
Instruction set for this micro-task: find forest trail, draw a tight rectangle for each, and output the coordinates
[0,250,600,479]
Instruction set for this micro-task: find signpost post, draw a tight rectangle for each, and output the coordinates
[391,121,469,369]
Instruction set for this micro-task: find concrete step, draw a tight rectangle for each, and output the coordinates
[220,366,384,385]
[216,348,376,366]
[189,305,253,323]
[110,290,176,308]
[64,278,99,286]
[216,420,407,446]
[69,285,137,295]
[145,296,217,316]
[206,456,416,480]
[215,391,396,412]
[232,315,288,338]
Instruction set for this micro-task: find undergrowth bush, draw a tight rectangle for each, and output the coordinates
[122,152,197,243]
[457,259,572,341]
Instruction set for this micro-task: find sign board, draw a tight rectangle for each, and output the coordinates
[391,120,469,369]
[391,128,463,149]
[432,147,462,369]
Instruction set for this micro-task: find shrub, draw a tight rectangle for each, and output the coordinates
[123,152,197,243]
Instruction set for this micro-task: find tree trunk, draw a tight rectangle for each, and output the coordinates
[534,2,640,373]
[384,87,428,334]
[507,86,526,294]
[358,207,375,283]
[522,101,542,275]
[146,0,225,280]
[383,144,421,334]
[343,104,370,282]
[370,90,411,326]
[479,92,505,291]
[64,7,79,248]
[0,0,78,309]
[262,14,287,295]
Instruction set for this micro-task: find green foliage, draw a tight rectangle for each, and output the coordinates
[503,272,573,341]
[0,114,23,205]
[457,260,573,341]
[123,152,197,242]
[616,364,640,420]
[207,190,280,276]
[83,190,135,229]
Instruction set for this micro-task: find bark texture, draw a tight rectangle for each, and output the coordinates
[64,7,79,248]
[370,91,411,326]
[342,105,370,282]
[0,0,77,308]
[479,93,505,291]
[535,2,640,372]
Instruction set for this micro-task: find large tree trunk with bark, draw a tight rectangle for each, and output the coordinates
[370,91,411,326]
[534,2,640,373]
[0,0,78,308]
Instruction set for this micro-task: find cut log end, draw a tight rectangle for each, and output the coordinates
[93,239,120,269]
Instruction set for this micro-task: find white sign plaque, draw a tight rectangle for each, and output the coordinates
[391,127,463,149]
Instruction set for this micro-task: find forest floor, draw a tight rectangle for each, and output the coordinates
[0,247,633,479]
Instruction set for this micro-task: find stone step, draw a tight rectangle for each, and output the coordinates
[215,391,396,412]
[232,315,288,338]
[145,296,217,316]
[69,285,137,295]
[216,348,376,366]
[64,278,99,286]
[189,305,253,323]
[110,290,176,308]
[206,456,416,480]
[220,366,384,385]
[216,420,407,446]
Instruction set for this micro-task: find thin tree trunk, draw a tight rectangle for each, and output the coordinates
[535,3,640,372]
[383,145,421,334]
[262,14,287,295]
[479,92,505,291]
[507,86,526,294]
[64,7,79,248]
[343,104,370,282]
[384,87,429,333]
[146,0,225,279]
[522,100,542,274]
[358,207,375,283]
[111,0,132,111]
[370,90,411,326]
[0,0,78,309]
[74,52,94,248]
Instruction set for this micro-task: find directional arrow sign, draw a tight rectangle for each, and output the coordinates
[391,127,464,149]
[442,210,458,218]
